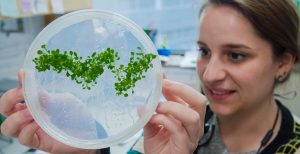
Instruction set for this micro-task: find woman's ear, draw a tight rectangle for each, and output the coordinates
[276,52,295,82]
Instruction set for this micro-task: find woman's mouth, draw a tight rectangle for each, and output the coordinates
[207,89,235,101]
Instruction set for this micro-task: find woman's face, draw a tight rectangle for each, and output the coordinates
[197,5,281,116]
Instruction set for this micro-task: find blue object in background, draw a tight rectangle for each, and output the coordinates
[157,48,172,56]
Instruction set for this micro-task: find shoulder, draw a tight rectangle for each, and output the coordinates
[274,103,300,154]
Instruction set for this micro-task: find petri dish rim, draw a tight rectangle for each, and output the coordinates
[22,9,162,149]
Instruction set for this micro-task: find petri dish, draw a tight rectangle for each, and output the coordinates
[22,9,162,149]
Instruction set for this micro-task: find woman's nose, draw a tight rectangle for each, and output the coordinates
[202,57,226,84]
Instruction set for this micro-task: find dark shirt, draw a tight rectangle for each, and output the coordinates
[194,100,300,154]
[96,147,110,154]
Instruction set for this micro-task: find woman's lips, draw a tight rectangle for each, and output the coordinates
[206,89,235,101]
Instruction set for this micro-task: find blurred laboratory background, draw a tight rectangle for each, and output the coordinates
[0,0,299,154]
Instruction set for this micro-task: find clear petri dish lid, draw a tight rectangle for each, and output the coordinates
[22,9,162,149]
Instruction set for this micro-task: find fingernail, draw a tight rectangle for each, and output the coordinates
[18,70,23,88]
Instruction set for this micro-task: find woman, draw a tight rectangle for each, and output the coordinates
[0,0,299,154]
[143,0,300,154]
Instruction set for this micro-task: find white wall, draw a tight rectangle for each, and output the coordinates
[0,16,44,79]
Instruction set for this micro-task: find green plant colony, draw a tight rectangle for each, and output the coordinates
[33,45,157,97]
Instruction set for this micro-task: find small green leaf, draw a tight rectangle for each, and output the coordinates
[37,50,43,55]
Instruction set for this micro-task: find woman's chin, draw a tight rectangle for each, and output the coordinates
[209,102,235,117]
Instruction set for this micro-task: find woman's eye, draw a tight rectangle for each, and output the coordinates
[228,52,245,61]
[198,47,210,58]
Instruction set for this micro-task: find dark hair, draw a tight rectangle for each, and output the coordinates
[201,0,300,62]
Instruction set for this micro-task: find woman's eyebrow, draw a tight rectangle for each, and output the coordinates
[196,41,252,50]
[197,41,207,46]
[222,43,252,49]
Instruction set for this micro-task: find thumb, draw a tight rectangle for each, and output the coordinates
[18,69,24,88]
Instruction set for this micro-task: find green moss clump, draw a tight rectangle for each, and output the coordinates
[33,45,157,97]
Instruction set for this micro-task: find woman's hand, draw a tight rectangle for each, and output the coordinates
[0,71,95,154]
[144,79,206,154]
